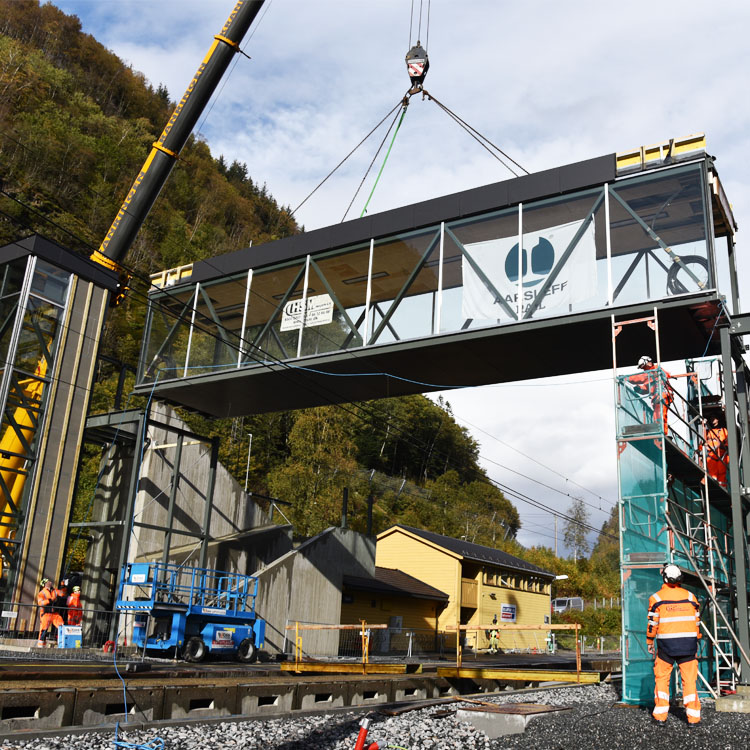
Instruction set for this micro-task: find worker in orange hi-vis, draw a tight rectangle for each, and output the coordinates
[705,416,728,487]
[630,355,673,434]
[66,586,82,626]
[36,578,63,647]
[646,564,702,728]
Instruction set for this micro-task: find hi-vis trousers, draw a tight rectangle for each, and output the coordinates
[653,654,701,724]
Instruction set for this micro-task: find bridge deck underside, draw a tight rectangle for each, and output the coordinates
[141,295,719,417]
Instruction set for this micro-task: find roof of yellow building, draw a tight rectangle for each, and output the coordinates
[381,525,555,578]
[343,566,449,601]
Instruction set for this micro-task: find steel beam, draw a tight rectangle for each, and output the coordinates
[437,667,600,684]
[720,325,750,682]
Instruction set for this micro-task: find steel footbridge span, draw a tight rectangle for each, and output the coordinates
[136,135,735,417]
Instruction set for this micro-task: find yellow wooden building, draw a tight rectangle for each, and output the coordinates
[376,525,555,651]
[340,566,449,656]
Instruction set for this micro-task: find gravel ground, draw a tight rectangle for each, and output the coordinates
[2,684,750,749]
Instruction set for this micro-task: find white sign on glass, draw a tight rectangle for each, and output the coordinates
[280,293,335,331]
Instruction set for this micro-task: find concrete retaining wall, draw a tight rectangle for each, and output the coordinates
[253,527,376,656]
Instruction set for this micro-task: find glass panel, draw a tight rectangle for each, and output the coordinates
[0,258,28,300]
[186,280,245,376]
[610,164,709,305]
[244,261,306,364]
[0,297,21,367]
[441,207,519,333]
[368,227,441,345]
[298,245,370,357]
[14,298,65,376]
[521,188,607,320]
[31,260,71,305]
[142,288,195,382]
[1,373,44,459]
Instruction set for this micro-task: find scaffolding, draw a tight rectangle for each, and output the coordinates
[616,312,750,703]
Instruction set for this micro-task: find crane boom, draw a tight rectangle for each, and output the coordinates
[93,0,266,269]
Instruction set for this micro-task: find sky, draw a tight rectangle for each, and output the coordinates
[52,0,750,553]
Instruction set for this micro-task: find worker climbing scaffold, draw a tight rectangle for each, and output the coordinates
[629,355,673,434]
[704,416,728,487]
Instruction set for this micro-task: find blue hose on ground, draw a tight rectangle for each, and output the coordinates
[112,634,165,750]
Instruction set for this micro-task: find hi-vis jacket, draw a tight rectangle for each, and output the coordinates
[647,584,701,658]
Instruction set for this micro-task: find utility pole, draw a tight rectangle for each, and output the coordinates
[554,516,558,557]
[244,433,253,492]
[341,487,348,529]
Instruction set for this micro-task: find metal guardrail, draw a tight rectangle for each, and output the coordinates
[0,602,121,652]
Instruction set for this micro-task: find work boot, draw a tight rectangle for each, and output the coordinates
[36,640,44,647]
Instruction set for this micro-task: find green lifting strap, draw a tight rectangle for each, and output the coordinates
[360,104,409,218]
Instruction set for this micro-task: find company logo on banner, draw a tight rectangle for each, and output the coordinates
[280,293,334,332]
[500,603,517,622]
[461,219,598,320]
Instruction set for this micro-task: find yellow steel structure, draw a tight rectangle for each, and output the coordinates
[0,358,47,549]
[437,667,600,684]
[280,663,411,675]
[615,133,706,173]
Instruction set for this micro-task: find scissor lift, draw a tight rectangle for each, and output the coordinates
[115,562,266,662]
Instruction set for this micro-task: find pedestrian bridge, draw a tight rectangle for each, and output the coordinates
[134,135,735,417]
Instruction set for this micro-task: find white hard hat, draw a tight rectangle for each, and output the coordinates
[662,563,683,584]
[638,355,653,369]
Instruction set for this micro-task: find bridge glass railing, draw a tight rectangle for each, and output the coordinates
[138,160,715,384]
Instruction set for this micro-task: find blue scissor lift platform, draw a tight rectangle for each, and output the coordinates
[115,562,266,662]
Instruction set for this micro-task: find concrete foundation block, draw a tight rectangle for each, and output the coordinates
[237,681,297,716]
[73,686,164,726]
[429,677,459,698]
[348,680,391,706]
[0,688,75,732]
[392,678,430,703]
[164,684,238,720]
[295,681,349,711]
[716,695,750,713]
[457,705,570,738]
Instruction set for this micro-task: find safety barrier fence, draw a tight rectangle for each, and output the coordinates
[0,602,139,655]
[283,621,621,667]
[446,623,583,672]
[589,597,621,610]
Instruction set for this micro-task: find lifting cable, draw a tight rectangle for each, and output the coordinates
[360,102,408,218]
[423,88,529,177]
[339,98,409,222]
[288,97,406,221]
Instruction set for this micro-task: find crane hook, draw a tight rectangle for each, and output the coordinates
[405,41,429,94]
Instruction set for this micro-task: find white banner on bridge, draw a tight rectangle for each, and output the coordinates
[461,219,598,320]
[280,293,335,331]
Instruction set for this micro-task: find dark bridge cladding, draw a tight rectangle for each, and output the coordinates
[135,136,736,418]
